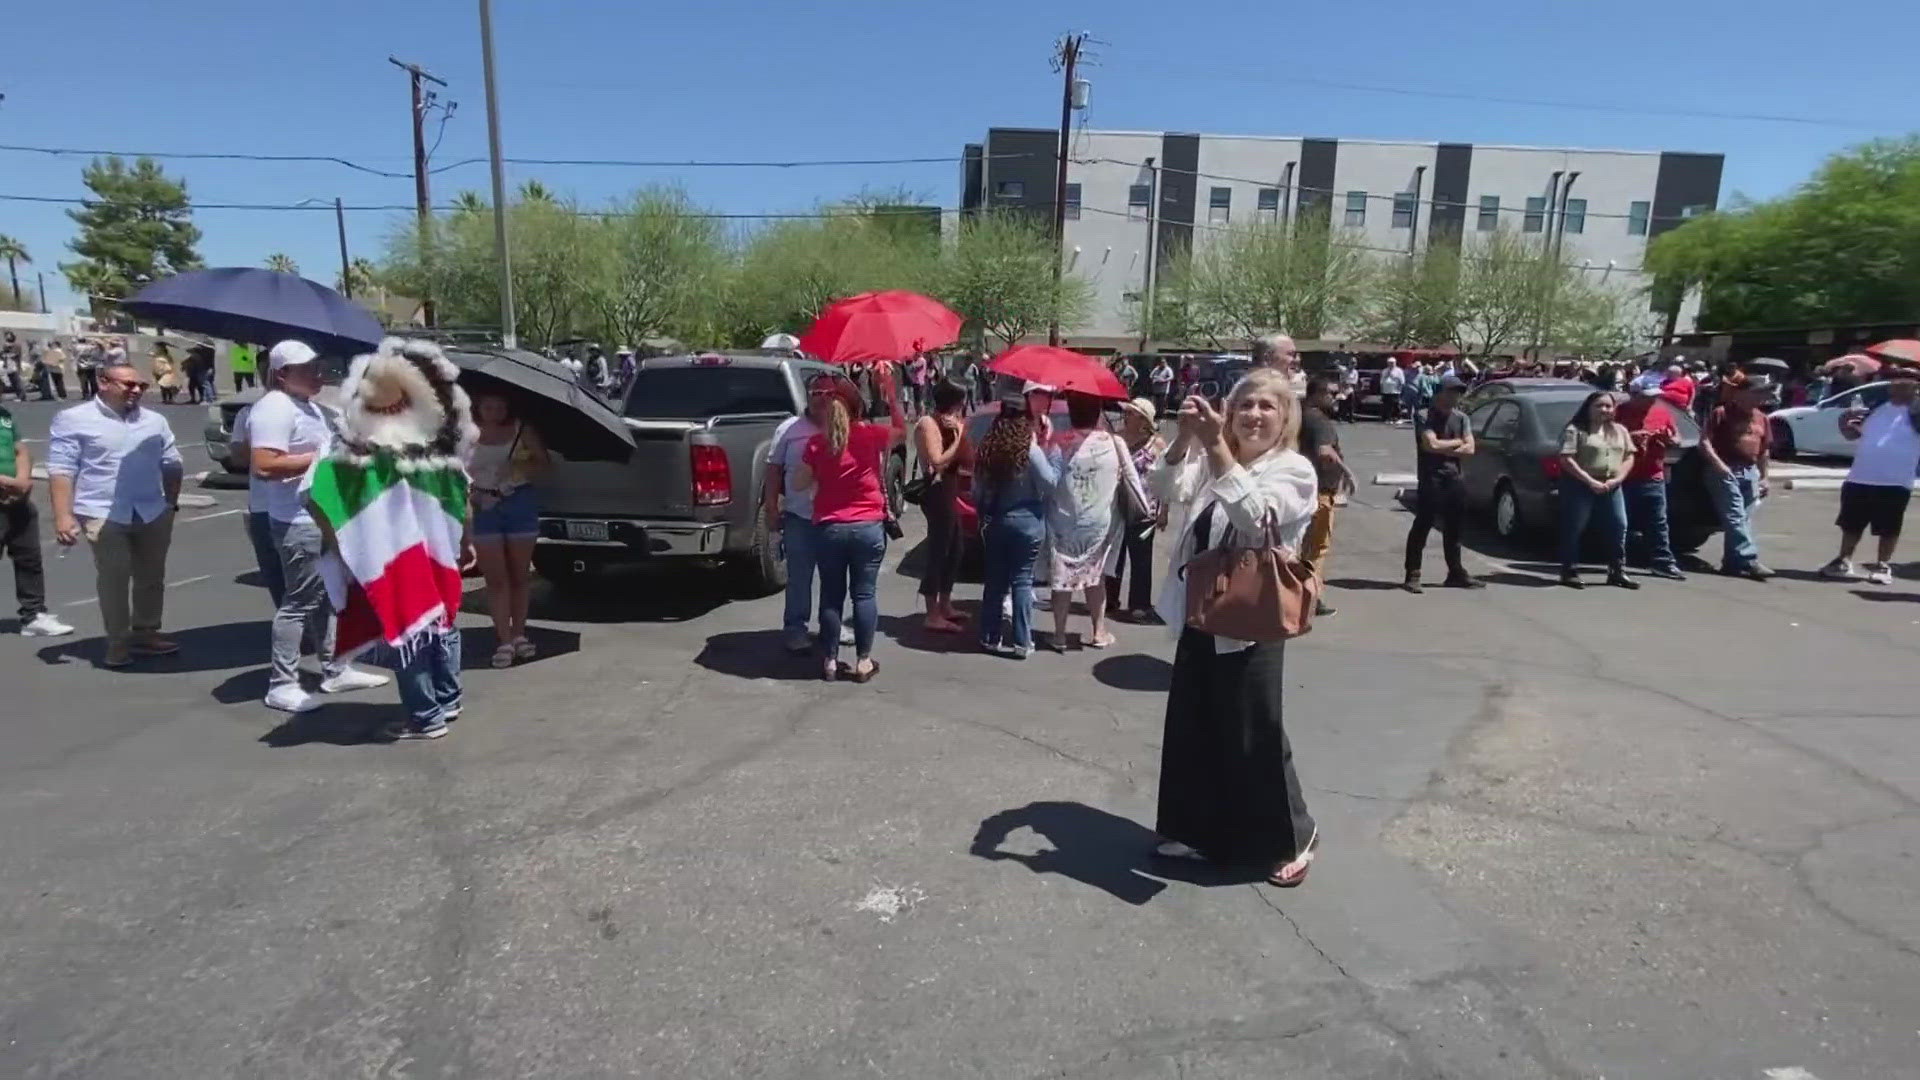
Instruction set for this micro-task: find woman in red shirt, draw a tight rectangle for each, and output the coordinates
[796,365,908,683]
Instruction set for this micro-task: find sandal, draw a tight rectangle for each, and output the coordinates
[512,637,536,660]
[490,644,516,669]
[1086,633,1116,650]
[1268,829,1320,888]
[851,659,880,684]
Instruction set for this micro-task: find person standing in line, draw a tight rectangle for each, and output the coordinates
[794,367,906,684]
[766,376,834,655]
[1616,384,1687,581]
[1378,360,1406,424]
[46,359,183,667]
[250,341,389,713]
[1819,363,1920,585]
[1335,361,1360,422]
[1699,371,1775,580]
[912,378,971,633]
[1297,375,1355,616]
[974,398,1058,659]
[229,341,259,394]
[1555,391,1640,590]
[74,338,101,400]
[227,401,287,607]
[1,401,74,637]
[1105,397,1167,624]
[0,333,25,402]
[468,390,552,667]
[38,337,70,400]
[1148,369,1320,886]
[1402,377,1482,593]
[1150,357,1175,415]
[149,342,181,405]
[1114,355,1140,399]
[1043,390,1149,652]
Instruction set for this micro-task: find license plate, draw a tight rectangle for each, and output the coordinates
[565,520,610,542]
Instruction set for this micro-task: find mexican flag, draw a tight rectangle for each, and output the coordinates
[308,452,468,663]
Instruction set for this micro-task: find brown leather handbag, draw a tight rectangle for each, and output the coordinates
[1179,510,1320,642]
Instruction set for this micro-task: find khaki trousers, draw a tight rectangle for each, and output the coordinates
[1301,492,1337,576]
[82,512,175,645]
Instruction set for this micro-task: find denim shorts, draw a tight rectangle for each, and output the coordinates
[472,485,539,540]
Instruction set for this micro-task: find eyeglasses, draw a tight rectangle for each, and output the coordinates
[104,378,150,391]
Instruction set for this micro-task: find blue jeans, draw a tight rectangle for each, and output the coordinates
[780,512,820,640]
[1622,479,1677,572]
[815,521,886,661]
[1558,478,1626,572]
[978,508,1046,650]
[394,627,462,732]
[245,511,287,607]
[1707,463,1761,569]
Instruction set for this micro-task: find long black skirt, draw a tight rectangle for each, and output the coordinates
[1155,628,1316,866]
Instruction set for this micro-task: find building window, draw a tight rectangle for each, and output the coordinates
[1477,195,1500,231]
[1627,200,1650,236]
[1392,192,1417,229]
[1343,190,1367,228]
[1256,187,1280,224]
[994,179,1024,200]
[1208,186,1231,225]
[1523,196,1547,232]
[1127,183,1151,221]
[1561,198,1586,234]
[1064,183,1081,221]
[1682,203,1708,219]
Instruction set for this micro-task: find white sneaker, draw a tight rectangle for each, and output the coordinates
[265,684,322,714]
[19,612,75,637]
[319,666,391,694]
[1865,563,1894,585]
[1818,558,1860,580]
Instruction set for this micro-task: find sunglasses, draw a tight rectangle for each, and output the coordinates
[104,378,151,391]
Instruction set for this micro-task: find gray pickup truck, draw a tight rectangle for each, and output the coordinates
[533,353,908,594]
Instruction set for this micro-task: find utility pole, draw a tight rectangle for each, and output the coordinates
[389,56,446,325]
[477,0,516,349]
[36,272,46,313]
[1047,32,1086,347]
[335,198,353,298]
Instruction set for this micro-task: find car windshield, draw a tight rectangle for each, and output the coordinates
[623,366,792,419]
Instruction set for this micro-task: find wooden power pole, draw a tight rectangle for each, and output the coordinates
[1048,33,1085,347]
[389,56,447,325]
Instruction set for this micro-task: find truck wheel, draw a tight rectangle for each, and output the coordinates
[886,452,907,518]
[533,548,599,592]
[730,510,786,597]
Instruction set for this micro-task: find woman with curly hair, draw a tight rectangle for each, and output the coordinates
[972,397,1059,658]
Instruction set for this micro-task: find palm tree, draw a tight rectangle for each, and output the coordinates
[263,253,300,275]
[337,257,380,297]
[0,235,30,308]
[518,179,556,203]
[451,191,488,217]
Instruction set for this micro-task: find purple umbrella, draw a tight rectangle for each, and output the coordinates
[121,267,385,357]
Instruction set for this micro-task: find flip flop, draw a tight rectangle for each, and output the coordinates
[1086,634,1117,650]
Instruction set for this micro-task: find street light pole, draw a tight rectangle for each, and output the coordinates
[478,0,517,349]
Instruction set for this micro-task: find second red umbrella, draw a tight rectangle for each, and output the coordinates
[986,344,1129,399]
[796,290,963,363]
[1865,339,1920,366]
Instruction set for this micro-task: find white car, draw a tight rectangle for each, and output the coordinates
[1768,381,1892,460]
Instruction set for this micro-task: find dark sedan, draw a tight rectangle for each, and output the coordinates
[1459,388,1720,556]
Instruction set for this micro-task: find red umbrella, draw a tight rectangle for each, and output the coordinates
[1820,353,1881,377]
[796,290,963,363]
[1864,339,1920,365]
[986,344,1129,399]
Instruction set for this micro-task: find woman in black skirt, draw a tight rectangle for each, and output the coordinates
[914,378,972,632]
[1147,366,1322,887]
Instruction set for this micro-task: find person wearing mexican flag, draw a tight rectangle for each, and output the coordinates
[306,338,478,741]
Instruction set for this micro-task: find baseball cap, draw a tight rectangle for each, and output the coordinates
[1022,380,1057,396]
[268,340,318,372]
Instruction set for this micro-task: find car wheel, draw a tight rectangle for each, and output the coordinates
[532,548,600,592]
[1670,524,1714,556]
[729,507,786,597]
[886,452,907,518]
[1770,420,1796,460]
[1493,481,1526,540]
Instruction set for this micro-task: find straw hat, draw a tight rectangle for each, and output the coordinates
[1119,396,1158,423]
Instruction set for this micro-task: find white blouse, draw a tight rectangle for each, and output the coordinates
[1149,442,1318,653]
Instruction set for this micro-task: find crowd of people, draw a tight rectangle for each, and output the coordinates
[0,331,237,406]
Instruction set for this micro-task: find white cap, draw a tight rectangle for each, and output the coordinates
[268,340,318,372]
[1022,380,1057,396]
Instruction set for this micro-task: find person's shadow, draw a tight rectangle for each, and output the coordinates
[970,801,1173,905]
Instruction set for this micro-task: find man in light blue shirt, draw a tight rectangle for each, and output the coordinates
[48,359,184,666]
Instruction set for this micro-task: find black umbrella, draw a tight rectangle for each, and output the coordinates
[121,268,385,357]
[445,347,635,463]
[1743,357,1791,375]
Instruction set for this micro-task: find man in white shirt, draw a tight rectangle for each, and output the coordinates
[249,341,388,712]
[47,360,184,666]
[1378,361,1406,424]
[1820,364,1920,585]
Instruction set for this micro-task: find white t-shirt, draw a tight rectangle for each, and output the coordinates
[230,404,265,513]
[766,415,820,520]
[247,390,334,524]
[1845,403,1920,488]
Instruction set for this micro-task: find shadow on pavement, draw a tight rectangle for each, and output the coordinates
[1478,570,1561,588]
[1852,589,1920,603]
[35,619,270,673]
[460,624,583,668]
[259,702,405,748]
[1322,577,1406,592]
[876,599,982,654]
[695,629,832,682]
[970,801,1169,905]
[1091,652,1172,693]
[507,567,731,625]
[1765,567,1838,584]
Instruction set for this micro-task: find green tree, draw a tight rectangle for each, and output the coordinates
[263,253,300,275]
[1362,239,1463,348]
[1645,136,1920,330]
[1153,217,1373,346]
[336,257,381,298]
[61,156,202,309]
[0,235,30,308]
[584,187,729,349]
[933,211,1091,349]
[723,205,937,346]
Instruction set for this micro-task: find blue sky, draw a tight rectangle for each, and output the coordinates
[3,0,1914,310]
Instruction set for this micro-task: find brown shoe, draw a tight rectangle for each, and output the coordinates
[102,641,133,668]
[129,634,180,656]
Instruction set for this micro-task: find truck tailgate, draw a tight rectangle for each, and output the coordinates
[542,420,700,519]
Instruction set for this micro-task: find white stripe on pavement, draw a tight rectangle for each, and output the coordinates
[180,508,245,523]
[59,571,225,609]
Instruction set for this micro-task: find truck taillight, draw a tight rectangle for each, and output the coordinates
[691,445,732,506]
[1542,456,1563,481]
